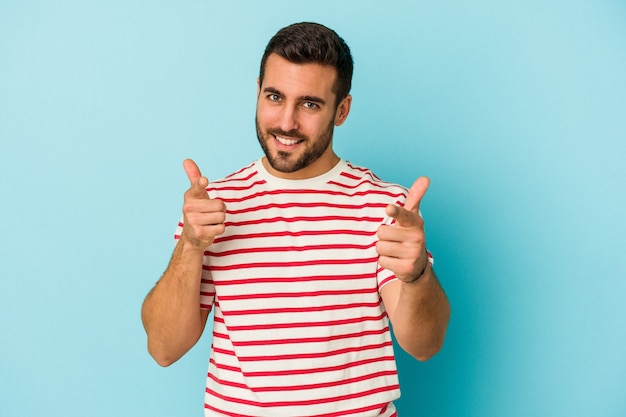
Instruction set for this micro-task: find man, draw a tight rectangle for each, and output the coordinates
[142,22,450,416]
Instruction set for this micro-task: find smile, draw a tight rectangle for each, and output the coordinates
[275,135,303,146]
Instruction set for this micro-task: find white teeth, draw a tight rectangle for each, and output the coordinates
[275,136,300,146]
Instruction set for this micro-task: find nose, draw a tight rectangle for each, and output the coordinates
[277,105,299,133]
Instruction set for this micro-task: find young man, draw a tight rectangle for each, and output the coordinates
[142,22,450,417]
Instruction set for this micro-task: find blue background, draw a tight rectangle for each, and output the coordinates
[1,1,625,416]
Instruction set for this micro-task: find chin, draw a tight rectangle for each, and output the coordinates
[267,155,300,173]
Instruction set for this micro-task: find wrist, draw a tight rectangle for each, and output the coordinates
[405,261,430,284]
[178,234,212,254]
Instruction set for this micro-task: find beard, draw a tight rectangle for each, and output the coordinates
[255,116,335,174]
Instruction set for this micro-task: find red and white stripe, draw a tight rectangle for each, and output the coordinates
[175,159,425,416]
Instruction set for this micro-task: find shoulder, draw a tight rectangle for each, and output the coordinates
[334,161,408,200]
[205,161,265,198]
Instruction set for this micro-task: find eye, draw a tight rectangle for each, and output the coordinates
[303,101,319,110]
[267,93,281,102]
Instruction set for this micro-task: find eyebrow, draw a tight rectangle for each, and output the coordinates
[263,87,327,106]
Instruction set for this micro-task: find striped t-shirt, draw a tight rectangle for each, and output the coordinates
[176,158,413,417]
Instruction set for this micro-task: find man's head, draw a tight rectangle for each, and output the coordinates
[256,23,354,180]
[259,22,353,108]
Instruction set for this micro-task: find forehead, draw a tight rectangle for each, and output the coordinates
[262,53,338,99]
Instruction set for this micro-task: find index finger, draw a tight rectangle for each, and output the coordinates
[183,158,209,198]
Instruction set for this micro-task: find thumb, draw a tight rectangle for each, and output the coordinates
[386,176,430,227]
[183,159,209,198]
[403,176,430,213]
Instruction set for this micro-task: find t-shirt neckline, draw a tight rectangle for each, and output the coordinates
[254,157,347,188]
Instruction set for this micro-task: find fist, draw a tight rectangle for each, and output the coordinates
[376,177,430,282]
[180,159,226,250]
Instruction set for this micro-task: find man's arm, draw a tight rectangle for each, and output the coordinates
[380,265,450,361]
[141,159,226,366]
[141,241,211,367]
[376,177,451,361]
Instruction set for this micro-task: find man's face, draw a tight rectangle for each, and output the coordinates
[256,53,351,179]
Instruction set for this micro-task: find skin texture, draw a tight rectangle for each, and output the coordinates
[377,177,450,360]
[255,54,351,179]
[141,159,222,366]
[141,53,450,366]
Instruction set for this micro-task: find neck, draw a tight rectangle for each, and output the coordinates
[262,153,340,180]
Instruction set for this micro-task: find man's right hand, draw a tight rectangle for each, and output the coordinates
[181,159,226,251]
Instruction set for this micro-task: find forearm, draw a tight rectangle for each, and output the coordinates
[389,265,450,361]
[141,239,208,366]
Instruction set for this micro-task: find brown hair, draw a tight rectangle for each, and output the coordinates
[259,22,354,106]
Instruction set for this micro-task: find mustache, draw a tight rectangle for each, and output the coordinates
[266,128,308,142]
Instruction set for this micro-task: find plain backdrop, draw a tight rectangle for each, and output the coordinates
[1,1,625,416]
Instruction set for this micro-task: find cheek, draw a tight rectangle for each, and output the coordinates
[255,105,264,123]
[256,106,276,129]
[303,114,329,134]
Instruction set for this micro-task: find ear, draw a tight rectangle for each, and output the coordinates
[334,94,352,126]
[257,77,261,97]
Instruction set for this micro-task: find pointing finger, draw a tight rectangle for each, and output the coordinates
[386,203,419,228]
[183,159,202,183]
[183,159,209,199]
[404,176,430,213]
[384,176,430,227]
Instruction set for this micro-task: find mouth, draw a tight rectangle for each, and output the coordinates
[274,135,304,147]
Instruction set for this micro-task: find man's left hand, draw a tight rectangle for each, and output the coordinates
[376,177,431,283]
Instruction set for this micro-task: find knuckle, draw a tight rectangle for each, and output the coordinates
[409,245,423,257]
[215,212,226,224]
